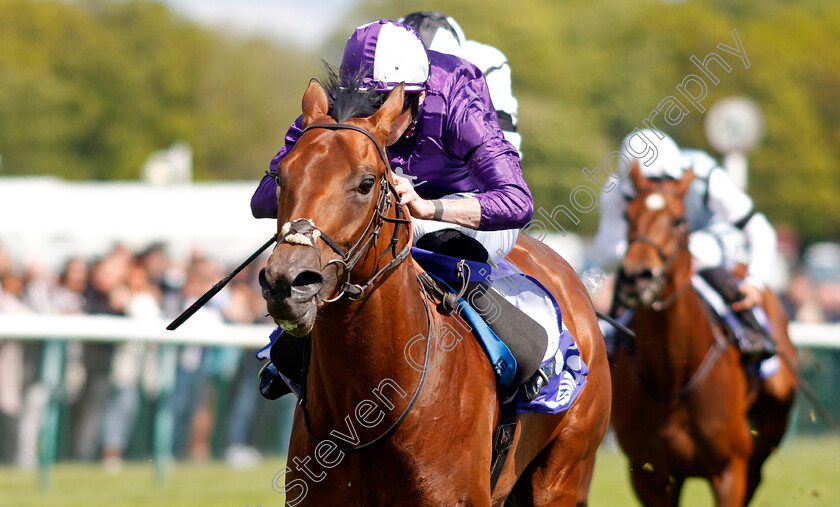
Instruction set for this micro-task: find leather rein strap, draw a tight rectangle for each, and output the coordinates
[278,122,412,303]
[622,220,691,312]
[293,122,431,452]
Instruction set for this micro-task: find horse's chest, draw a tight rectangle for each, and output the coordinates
[298,467,478,506]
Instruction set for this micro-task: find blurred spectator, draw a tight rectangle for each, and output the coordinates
[101,259,162,470]
[786,270,825,323]
[171,256,225,460]
[15,261,56,469]
[0,263,29,464]
[223,276,265,468]
[53,257,89,314]
[72,249,129,461]
[137,242,182,317]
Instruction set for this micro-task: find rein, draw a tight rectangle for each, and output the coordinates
[299,283,434,452]
[622,220,691,312]
[275,123,412,303]
[621,217,726,400]
[286,121,429,451]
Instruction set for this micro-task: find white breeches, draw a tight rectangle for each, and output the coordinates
[412,219,519,264]
[411,194,519,264]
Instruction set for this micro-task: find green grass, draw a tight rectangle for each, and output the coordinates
[0,437,837,506]
[589,436,840,506]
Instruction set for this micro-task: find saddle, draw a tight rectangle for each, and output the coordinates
[411,230,589,412]
[413,229,583,492]
[605,280,780,383]
[412,230,549,400]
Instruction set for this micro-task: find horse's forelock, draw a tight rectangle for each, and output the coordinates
[323,64,383,123]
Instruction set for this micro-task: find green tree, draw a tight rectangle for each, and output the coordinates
[0,0,319,181]
[351,0,840,242]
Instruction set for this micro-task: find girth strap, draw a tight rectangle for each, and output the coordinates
[490,402,518,493]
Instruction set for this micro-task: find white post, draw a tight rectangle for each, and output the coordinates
[723,151,748,190]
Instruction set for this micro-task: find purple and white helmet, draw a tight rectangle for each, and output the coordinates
[340,19,430,92]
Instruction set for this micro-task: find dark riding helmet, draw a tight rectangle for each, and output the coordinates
[399,11,465,56]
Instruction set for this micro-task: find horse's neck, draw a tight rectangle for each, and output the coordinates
[634,271,712,390]
[306,259,428,419]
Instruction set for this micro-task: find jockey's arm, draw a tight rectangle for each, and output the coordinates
[706,168,777,290]
[251,116,304,219]
[391,178,482,228]
[395,69,532,232]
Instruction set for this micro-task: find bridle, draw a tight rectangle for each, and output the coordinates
[274,122,412,303]
[620,188,692,312]
[276,121,433,452]
[620,188,726,400]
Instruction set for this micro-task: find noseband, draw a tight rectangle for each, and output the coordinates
[279,123,434,453]
[621,201,691,311]
[275,122,411,302]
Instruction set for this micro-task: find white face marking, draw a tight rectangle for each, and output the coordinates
[645,193,666,211]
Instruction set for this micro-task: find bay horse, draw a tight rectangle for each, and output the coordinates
[258,79,611,506]
[609,163,798,506]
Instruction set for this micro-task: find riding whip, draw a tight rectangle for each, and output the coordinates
[596,309,636,338]
[167,234,277,330]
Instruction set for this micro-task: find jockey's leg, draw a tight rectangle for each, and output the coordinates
[258,327,307,400]
[258,362,289,400]
[412,219,518,264]
[414,224,553,400]
[601,272,635,359]
[689,231,775,362]
[462,281,548,400]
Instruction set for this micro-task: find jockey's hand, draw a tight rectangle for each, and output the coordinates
[392,175,434,220]
[732,282,762,311]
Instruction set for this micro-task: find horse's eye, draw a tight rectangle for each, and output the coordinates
[357,176,375,195]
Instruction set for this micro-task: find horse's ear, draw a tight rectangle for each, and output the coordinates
[302,79,329,128]
[629,159,647,190]
[676,168,695,197]
[370,83,405,142]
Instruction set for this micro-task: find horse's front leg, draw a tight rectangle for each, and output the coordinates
[711,456,748,507]
[629,464,684,507]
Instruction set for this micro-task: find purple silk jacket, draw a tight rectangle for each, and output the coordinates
[250,51,533,231]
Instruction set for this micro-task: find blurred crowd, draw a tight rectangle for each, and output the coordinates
[0,241,293,470]
[782,241,840,324]
[1,238,839,469]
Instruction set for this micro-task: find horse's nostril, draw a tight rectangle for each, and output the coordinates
[291,270,323,299]
[292,270,323,289]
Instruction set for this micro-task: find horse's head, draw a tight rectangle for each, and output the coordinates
[259,78,409,336]
[618,161,694,310]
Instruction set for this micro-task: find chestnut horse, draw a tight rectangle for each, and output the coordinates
[258,80,610,506]
[609,164,798,506]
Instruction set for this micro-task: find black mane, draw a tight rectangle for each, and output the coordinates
[323,64,385,123]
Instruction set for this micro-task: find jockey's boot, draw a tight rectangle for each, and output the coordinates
[464,282,549,401]
[698,267,776,363]
[522,361,555,402]
[258,362,291,400]
[258,331,308,400]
